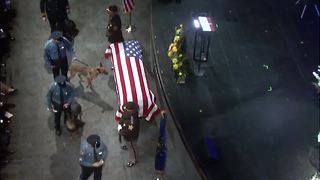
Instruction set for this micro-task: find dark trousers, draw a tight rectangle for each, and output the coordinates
[53,102,71,130]
[80,165,102,180]
[48,17,66,33]
[52,57,68,79]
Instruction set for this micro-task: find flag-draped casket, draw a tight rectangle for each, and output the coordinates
[105,40,160,121]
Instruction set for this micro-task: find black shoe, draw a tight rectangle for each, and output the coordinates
[55,129,61,136]
[6,149,16,155]
[121,145,128,150]
[126,161,136,168]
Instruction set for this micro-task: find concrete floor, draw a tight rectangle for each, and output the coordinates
[0,0,191,179]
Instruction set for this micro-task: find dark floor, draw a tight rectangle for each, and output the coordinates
[152,0,319,179]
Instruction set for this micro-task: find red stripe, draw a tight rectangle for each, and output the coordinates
[123,0,134,13]
[109,45,121,121]
[207,16,216,32]
[135,59,148,117]
[144,63,155,104]
[126,57,138,105]
[149,108,160,122]
[114,43,127,105]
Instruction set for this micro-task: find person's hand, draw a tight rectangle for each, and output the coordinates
[42,15,46,21]
[92,162,100,167]
[98,159,104,167]
[47,107,58,113]
[93,160,104,167]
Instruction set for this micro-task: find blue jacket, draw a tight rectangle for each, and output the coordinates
[44,37,74,67]
[46,81,74,108]
[79,139,107,167]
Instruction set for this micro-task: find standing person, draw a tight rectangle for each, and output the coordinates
[44,31,74,79]
[118,102,140,167]
[46,75,74,136]
[106,5,124,43]
[79,134,107,180]
[40,0,70,33]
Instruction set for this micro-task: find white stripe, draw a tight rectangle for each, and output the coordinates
[198,16,212,32]
[138,60,152,109]
[145,104,158,121]
[119,44,133,102]
[130,57,144,117]
[116,110,122,119]
[111,44,124,110]
[105,48,111,55]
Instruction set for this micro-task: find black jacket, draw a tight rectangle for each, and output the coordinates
[107,14,124,43]
[118,115,140,142]
[40,0,69,20]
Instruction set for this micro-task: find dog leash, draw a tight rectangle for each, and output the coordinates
[72,58,89,67]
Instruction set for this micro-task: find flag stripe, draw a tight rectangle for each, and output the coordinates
[135,58,149,117]
[130,57,144,116]
[126,57,138,110]
[114,43,127,105]
[110,44,122,115]
[106,40,159,121]
[119,45,133,102]
[123,0,134,13]
[138,60,152,109]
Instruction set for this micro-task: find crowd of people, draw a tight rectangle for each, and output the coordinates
[0,0,17,168]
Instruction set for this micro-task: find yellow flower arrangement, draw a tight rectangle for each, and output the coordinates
[167,24,187,84]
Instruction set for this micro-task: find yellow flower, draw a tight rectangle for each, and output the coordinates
[172,58,178,64]
[176,29,181,35]
[172,46,178,52]
[173,64,179,71]
[174,36,180,43]
[168,43,174,51]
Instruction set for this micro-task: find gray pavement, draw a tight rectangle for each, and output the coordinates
[0,0,193,179]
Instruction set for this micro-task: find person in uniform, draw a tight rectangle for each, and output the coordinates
[46,75,74,136]
[118,102,140,167]
[79,134,107,180]
[40,0,70,33]
[44,31,74,79]
[106,5,124,43]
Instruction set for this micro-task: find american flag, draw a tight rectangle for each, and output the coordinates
[123,0,134,13]
[105,40,160,121]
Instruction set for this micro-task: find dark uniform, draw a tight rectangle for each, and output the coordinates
[118,102,140,167]
[44,31,74,79]
[46,75,74,136]
[40,0,69,33]
[79,135,107,180]
[107,14,124,43]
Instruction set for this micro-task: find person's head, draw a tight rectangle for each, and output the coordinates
[54,75,67,87]
[87,134,101,149]
[122,102,139,119]
[106,5,118,16]
[50,31,63,43]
